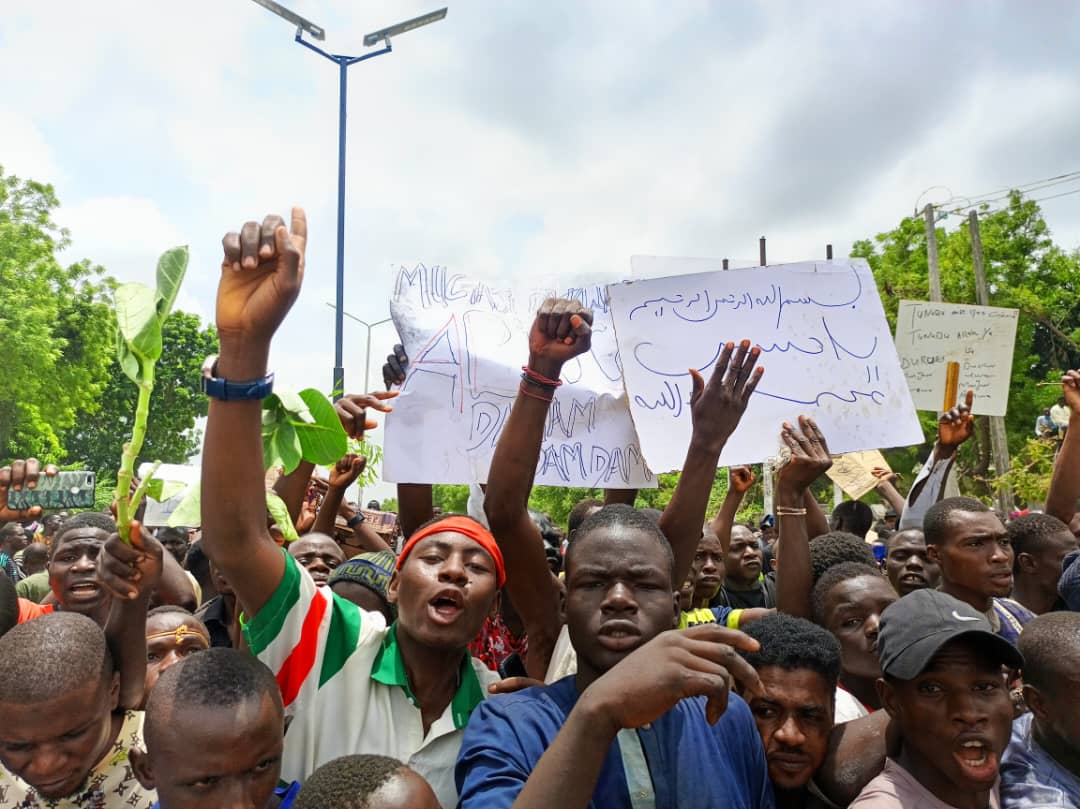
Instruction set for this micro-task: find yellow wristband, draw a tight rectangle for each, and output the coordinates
[727,609,744,629]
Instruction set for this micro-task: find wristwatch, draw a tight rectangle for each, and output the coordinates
[201,355,275,401]
[346,513,366,529]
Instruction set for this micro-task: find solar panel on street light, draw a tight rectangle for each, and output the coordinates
[249,0,326,40]
[362,7,447,47]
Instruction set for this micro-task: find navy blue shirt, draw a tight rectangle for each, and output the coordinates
[456,674,774,809]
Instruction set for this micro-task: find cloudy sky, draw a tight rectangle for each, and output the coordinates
[5,1,1080,496]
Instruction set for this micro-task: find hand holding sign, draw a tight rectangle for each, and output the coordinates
[528,298,594,380]
[938,389,975,456]
[688,341,764,457]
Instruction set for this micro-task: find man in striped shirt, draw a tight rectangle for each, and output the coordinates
[200,209,503,808]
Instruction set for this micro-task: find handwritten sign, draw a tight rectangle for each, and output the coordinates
[826,450,891,500]
[893,301,1019,417]
[383,264,655,487]
[608,258,924,471]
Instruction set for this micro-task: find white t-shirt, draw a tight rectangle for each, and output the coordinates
[834,685,870,724]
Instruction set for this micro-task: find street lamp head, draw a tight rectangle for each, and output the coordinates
[363,7,447,47]
[249,0,325,40]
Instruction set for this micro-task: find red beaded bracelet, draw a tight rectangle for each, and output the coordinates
[521,365,562,388]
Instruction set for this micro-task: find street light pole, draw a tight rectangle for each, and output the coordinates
[249,1,447,399]
[325,303,393,394]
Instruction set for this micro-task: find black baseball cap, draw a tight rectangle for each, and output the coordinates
[877,589,1023,680]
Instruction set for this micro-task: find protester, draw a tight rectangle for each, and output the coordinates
[1002,611,1080,807]
[1008,512,1077,615]
[287,531,346,587]
[830,500,873,540]
[883,527,940,597]
[199,210,502,807]
[738,613,841,808]
[1052,395,1072,437]
[193,559,238,648]
[923,496,1034,644]
[14,541,50,602]
[0,570,16,638]
[460,326,775,806]
[811,561,897,721]
[294,755,440,809]
[143,606,211,697]
[850,588,1020,809]
[132,647,299,809]
[0,612,154,807]
[711,465,778,609]
[0,521,28,582]
[808,531,878,583]
[1037,407,1060,439]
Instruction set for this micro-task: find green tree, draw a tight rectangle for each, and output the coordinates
[62,311,219,474]
[852,192,1080,498]
[0,167,115,461]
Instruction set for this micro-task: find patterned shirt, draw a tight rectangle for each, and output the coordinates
[1001,712,1080,808]
[0,711,154,808]
[469,614,528,672]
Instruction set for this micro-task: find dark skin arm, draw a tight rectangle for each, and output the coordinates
[802,489,830,540]
[1046,370,1080,525]
[312,454,365,536]
[815,708,892,805]
[508,625,764,809]
[660,342,763,588]
[872,468,907,517]
[97,520,163,710]
[603,489,637,506]
[202,210,307,618]
[905,389,974,506]
[484,299,593,679]
[774,417,833,620]
[397,483,435,541]
[711,466,755,554]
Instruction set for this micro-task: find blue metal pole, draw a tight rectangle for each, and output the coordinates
[333,57,348,400]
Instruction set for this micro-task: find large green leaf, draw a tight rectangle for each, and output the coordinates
[266,491,298,542]
[167,483,202,527]
[270,419,303,474]
[146,477,188,502]
[155,246,189,320]
[295,388,347,464]
[115,282,163,362]
[116,329,141,384]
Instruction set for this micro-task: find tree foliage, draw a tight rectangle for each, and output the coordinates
[852,192,1080,500]
[62,311,218,474]
[0,167,115,461]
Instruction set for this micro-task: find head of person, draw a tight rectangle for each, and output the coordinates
[132,648,284,809]
[829,500,873,539]
[759,514,778,545]
[924,497,1012,607]
[567,498,604,543]
[288,532,346,587]
[48,512,117,620]
[564,504,677,684]
[885,528,941,597]
[0,522,28,554]
[812,562,897,683]
[155,526,190,566]
[1009,513,1077,601]
[42,513,64,539]
[0,571,16,639]
[0,613,118,799]
[144,606,210,696]
[20,541,49,577]
[1059,396,1068,408]
[294,754,440,809]
[1043,408,1052,418]
[529,508,563,575]
[390,514,502,652]
[1018,612,1080,761]
[366,500,381,510]
[329,551,397,624]
[725,524,763,586]
[739,614,840,791]
[691,525,725,604]
[876,589,1021,802]
[808,531,879,583]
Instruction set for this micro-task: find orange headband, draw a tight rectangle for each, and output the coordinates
[397,516,505,587]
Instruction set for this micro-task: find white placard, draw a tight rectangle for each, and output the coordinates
[383,264,656,488]
[893,300,1019,417]
[608,257,924,471]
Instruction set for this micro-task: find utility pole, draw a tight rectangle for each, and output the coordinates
[924,204,942,302]
[968,210,1014,513]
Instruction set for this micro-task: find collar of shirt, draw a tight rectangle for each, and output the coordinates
[370,623,486,730]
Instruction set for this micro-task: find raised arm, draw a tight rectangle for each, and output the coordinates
[774,417,833,620]
[201,210,307,617]
[711,466,755,554]
[897,389,974,531]
[660,342,763,588]
[802,489,830,540]
[872,467,907,518]
[1046,370,1080,525]
[97,520,163,710]
[313,454,392,554]
[484,299,593,679]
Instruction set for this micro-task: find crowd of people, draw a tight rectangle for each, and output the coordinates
[1,207,1080,808]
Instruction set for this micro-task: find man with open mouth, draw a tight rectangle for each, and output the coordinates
[849,588,1020,809]
[884,528,940,597]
